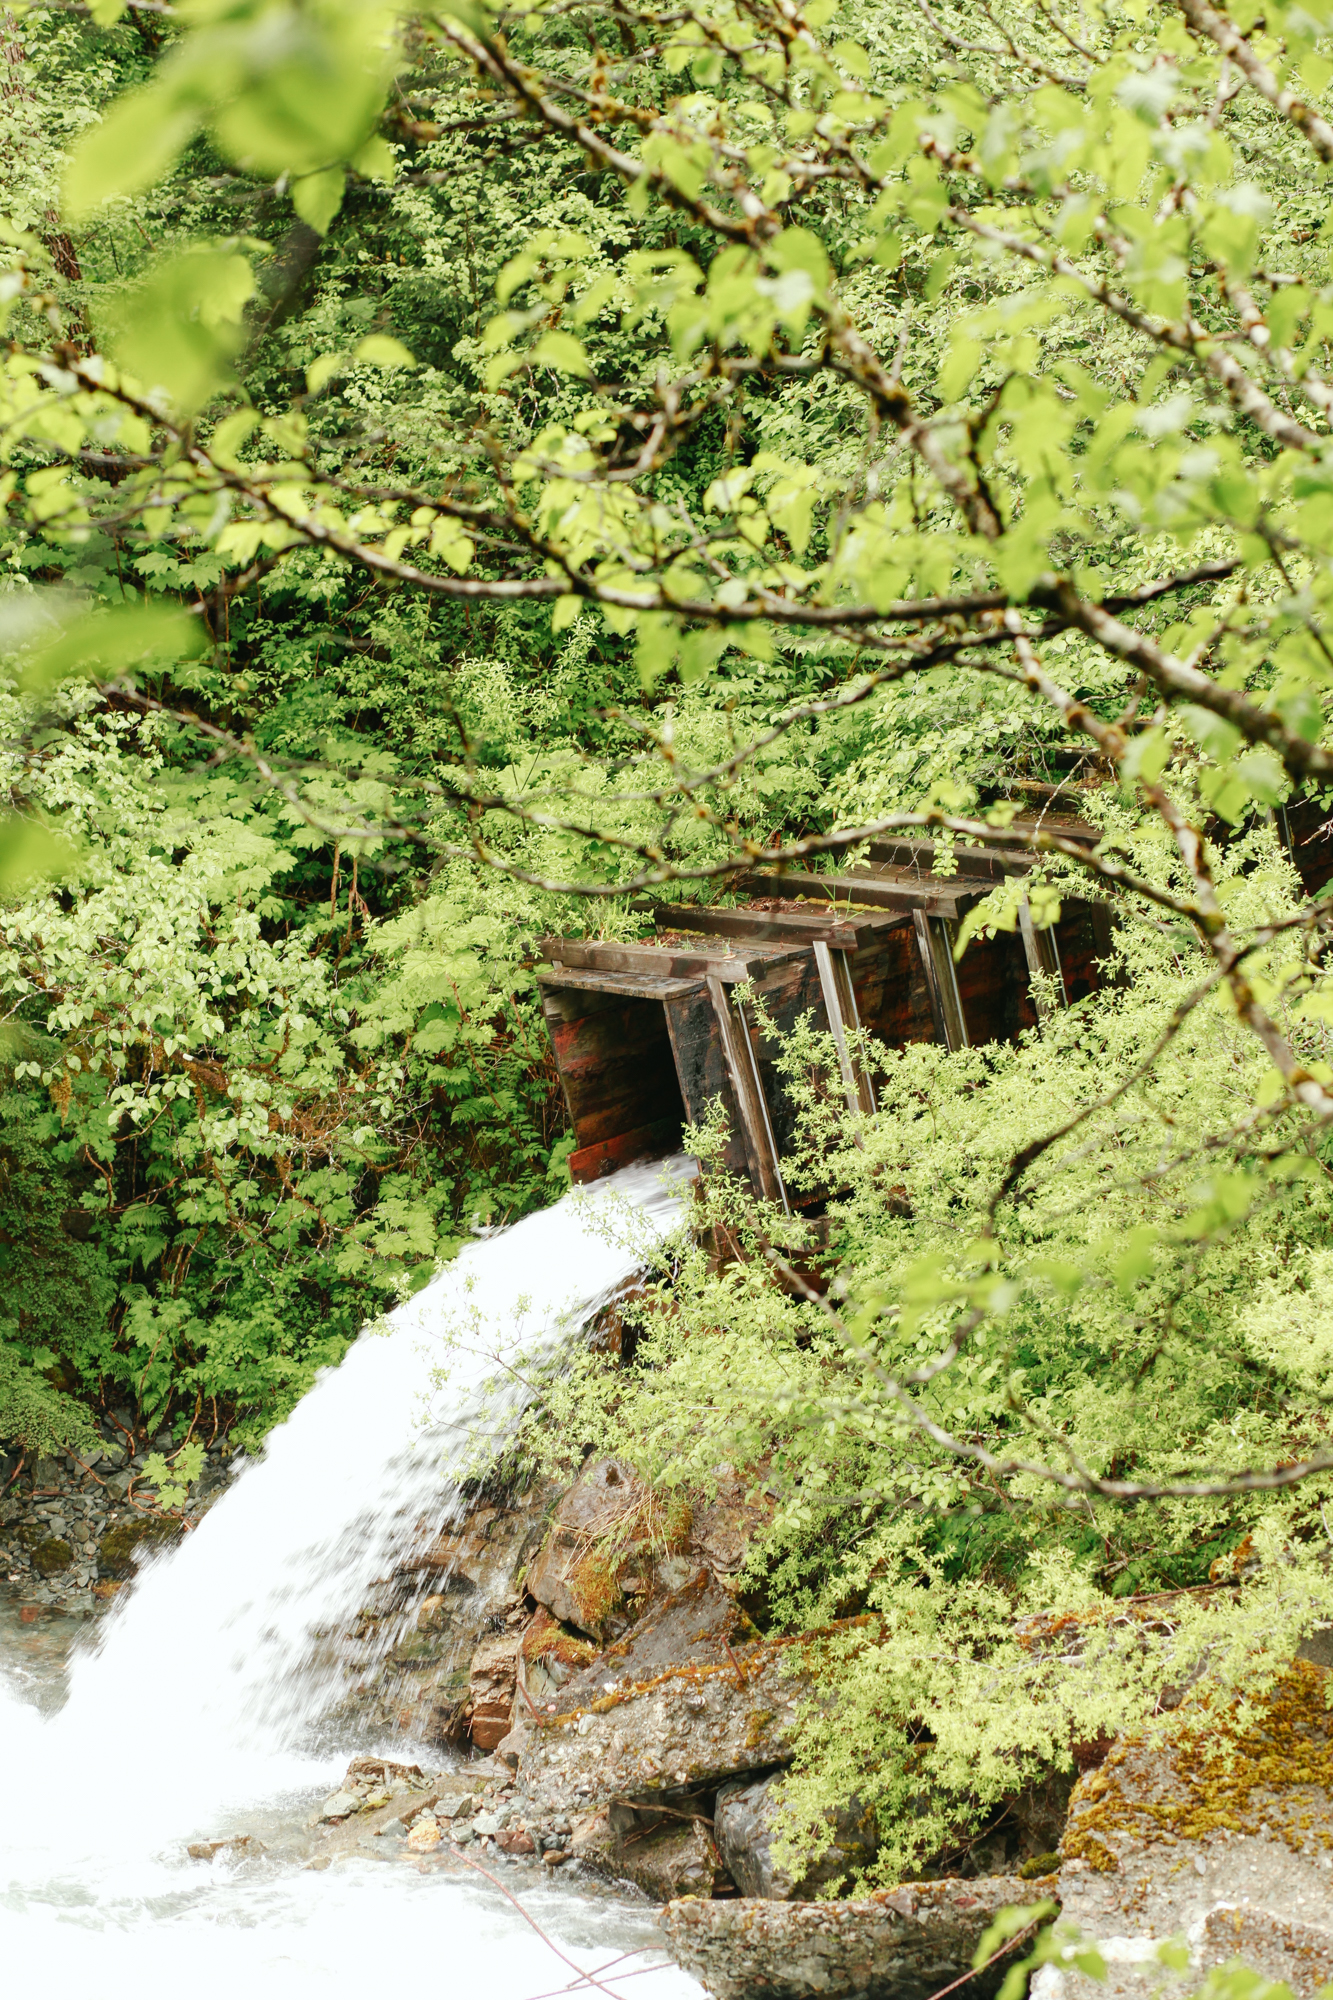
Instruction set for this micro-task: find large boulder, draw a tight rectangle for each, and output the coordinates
[1042,1659,1333,2000]
[688,1463,776,1580]
[545,1567,764,1714]
[715,1771,877,1900]
[521,1606,601,1705]
[97,1515,181,1578]
[659,1876,1041,2000]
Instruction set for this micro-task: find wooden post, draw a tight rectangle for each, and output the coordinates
[1018,901,1068,1022]
[706,975,789,1211]
[812,941,876,1122]
[912,911,969,1051]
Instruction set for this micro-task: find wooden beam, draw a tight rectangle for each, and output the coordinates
[912,910,970,1051]
[569,1118,683,1184]
[812,940,876,1124]
[537,966,706,1001]
[539,937,797,984]
[706,974,789,1211]
[1018,901,1068,1021]
[867,820,1100,880]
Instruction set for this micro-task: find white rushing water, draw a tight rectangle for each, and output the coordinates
[0,1156,703,1998]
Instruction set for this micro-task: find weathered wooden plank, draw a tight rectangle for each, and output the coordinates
[952,927,1036,1045]
[649,902,890,951]
[738,869,973,920]
[849,923,937,1048]
[913,911,969,1051]
[541,936,793,984]
[867,819,1099,882]
[569,1118,683,1184]
[813,941,876,1120]
[1054,898,1111,1005]
[1018,901,1067,1022]
[538,984,690,1151]
[662,986,751,1179]
[537,966,705,1001]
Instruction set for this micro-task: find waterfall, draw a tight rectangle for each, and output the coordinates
[0,1156,700,1997]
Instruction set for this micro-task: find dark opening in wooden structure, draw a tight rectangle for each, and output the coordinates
[538,813,1111,1200]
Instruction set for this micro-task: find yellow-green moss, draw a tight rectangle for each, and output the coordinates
[1063,1661,1333,1868]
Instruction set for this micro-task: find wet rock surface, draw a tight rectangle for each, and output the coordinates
[339,1485,552,1749]
[659,1876,1040,2000]
[1043,1659,1333,2000]
[578,1805,725,1902]
[550,1568,764,1708]
[715,1771,877,1901]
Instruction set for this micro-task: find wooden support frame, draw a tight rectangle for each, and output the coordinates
[812,941,876,1121]
[706,974,790,1212]
[913,910,969,1051]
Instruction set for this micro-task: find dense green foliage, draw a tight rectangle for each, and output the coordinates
[5,0,1333,1890]
[529,813,1333,1878]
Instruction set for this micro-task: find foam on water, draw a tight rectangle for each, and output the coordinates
[0,1157,701,1997]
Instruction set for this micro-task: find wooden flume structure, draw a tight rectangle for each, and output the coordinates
[537,813,1114,1205]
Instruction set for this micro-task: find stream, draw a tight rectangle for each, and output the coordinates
[0,1158,704,1997]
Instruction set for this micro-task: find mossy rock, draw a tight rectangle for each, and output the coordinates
[98,1516,180,1578]
[31,1535,73,1576]
[387,1629,446,1667]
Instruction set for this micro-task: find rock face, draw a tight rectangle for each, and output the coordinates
[1044,1660,1333,2000]
[659,1876,1039,2000]
[524,1457,690,1640]
[522,1606,600,1706]
[513,1644,805,1819]
[30,1534,73,1577]
[469,1631,521,1751]
[547,1567,764,1714]
[715,1772,877,1901]
[343,1487,550,1748]
[98,1516,181,1578]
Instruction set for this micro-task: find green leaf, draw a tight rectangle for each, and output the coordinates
[307,351,348,394]
[768,226,832,299]
[7,600,206,689]
[292,167,346,236]
[354,335,417,369]
[529,331,593,377]
[64,97,200,218]
[1114,1226,1159,1293]
[114,251,255,412]
[353,135,397,182]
